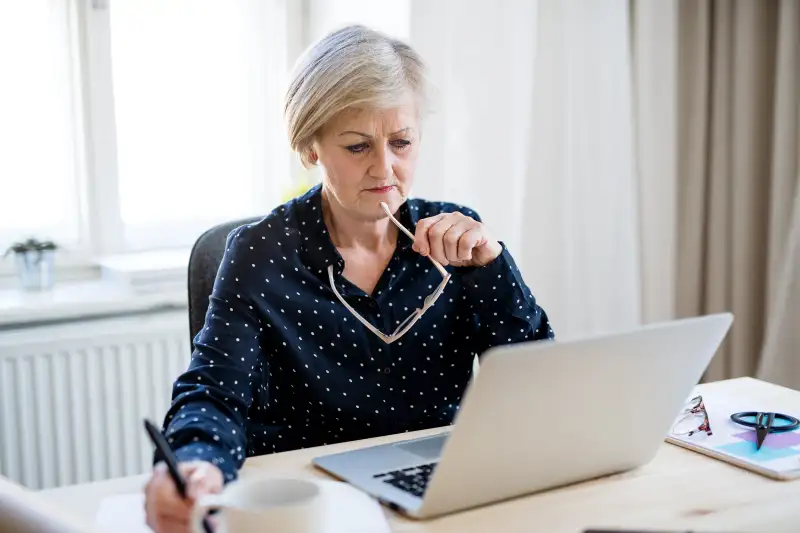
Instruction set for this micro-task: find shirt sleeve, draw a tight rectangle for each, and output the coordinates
[457,242,554,354]
[156,225,265,483]
[447,205,554,353]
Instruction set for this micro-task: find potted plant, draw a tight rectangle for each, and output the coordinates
[3,238,58,291]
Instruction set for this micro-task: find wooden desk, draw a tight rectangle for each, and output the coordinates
[40,378,800,532]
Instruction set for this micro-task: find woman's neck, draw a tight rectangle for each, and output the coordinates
[321,187,398,252]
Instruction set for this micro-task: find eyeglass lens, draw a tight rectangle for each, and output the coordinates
[672,395,712,436]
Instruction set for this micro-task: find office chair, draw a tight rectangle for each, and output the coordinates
[187,217,262,348]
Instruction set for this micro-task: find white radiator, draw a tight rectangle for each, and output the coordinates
[0,310,189,490]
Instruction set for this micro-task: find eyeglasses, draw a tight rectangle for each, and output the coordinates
[327,202,451,344]
[671,395,713,437]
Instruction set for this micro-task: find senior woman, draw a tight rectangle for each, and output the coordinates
[145,24,553,532]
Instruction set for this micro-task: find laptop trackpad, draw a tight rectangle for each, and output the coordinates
[395,435,447,461]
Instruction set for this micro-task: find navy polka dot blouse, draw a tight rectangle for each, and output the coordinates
[158,183,554,482]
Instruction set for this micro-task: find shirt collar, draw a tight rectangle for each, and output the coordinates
[402,197,420,229]
[296,183,420,284]
[295,183,342,282]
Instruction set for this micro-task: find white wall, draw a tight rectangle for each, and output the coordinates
[306,0,410,42]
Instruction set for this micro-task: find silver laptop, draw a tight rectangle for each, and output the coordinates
[312,313,733,519]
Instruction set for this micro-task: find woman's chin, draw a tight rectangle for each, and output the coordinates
[360,190,404,218]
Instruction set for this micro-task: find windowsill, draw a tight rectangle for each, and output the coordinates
[0,248,192,329]
[0,279,187,329]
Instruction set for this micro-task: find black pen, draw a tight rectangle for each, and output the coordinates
[143,419,214,533]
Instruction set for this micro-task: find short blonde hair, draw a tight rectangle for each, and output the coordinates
[284,25,428,167]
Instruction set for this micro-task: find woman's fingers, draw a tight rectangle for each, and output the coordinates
[413,212,491,266]
[144,460,223,533]
[146,465,192,532]
[457,227,484,262]
[412,213,447,256]
[443,220,476,264]
[152,514,189,533]
[185,461,224,501]
[151,463,192,519]
[426,217,459,265]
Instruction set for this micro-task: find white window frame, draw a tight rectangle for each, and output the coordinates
[80,0,124,257]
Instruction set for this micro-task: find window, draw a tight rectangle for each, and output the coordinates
[0,0,409,276]
[1,0,291,262]
[108,0,291,250]
[0,1,81,250]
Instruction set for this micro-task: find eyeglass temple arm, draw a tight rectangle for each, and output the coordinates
[327,266,393,343]
[380,202,449,278]
[393,307,421,334]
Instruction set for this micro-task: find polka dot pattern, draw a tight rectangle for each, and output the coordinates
[157,184,554,482]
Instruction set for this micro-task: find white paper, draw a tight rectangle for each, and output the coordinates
[668,387,800,478]
[96,493,149,533]
[96,480,391,533]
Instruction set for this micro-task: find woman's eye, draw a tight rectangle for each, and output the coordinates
[346,143,369,154]
[391,139,411,150]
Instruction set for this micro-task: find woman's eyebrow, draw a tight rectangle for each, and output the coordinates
[338,127,412,138]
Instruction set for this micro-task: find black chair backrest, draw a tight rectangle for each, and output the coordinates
[187,217,262,348]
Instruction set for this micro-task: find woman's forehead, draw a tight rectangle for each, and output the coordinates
[326,105,418,137]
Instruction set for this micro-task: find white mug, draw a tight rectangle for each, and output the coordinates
[191,476,324,533]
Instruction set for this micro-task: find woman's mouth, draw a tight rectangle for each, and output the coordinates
[366,185,396,194]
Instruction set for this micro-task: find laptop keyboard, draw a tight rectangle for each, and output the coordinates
[373,462,437,498]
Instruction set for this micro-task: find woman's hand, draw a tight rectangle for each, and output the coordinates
[144,460,223,533]
[412,211,502,268]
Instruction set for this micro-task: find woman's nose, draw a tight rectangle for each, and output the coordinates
[370,145,394,180]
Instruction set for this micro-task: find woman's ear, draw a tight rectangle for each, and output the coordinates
[300,145,317,169]
[306,139,319,165]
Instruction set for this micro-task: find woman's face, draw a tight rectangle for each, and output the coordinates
[312,100,420,221]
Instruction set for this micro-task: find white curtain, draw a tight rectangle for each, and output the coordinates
[630,1,679,325]
[409,0,642,340]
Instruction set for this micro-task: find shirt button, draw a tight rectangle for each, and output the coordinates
[384,368,391,375]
